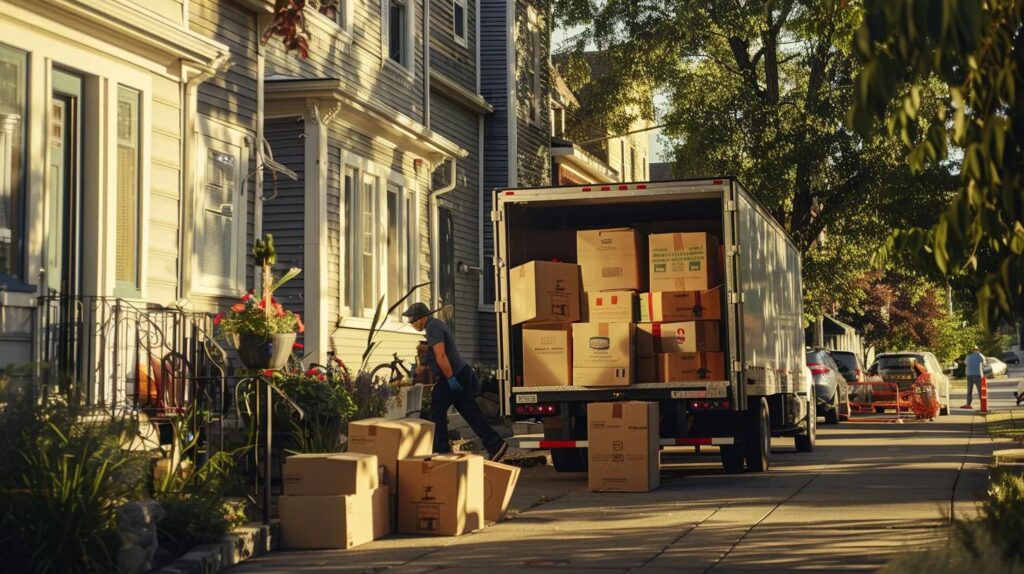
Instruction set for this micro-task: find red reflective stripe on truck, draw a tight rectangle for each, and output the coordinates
[540,440,587,449]
[660,437,735,446]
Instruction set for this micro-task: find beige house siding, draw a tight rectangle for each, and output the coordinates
[149,73,184,304]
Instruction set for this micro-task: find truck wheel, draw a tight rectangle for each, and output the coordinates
[744,397,771,472]
[551,448,588,472]
[795,398,816,453]
[824,392,840,425]
[720,444,745,473]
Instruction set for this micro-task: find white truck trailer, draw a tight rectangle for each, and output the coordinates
[492,177,813,473]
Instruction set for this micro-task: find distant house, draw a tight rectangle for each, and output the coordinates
[260,2,467,369]
[0,0,273,405]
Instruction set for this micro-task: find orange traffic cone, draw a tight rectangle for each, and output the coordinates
[980,376,989,414]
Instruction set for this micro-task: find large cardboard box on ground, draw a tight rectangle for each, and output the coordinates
[522,323,573,387]
[582,291,637,322]
[483,460,521,523]
[639,289,722,322]
[510,261,581,325]
[587,402,660,492]
[636,321,720,354]
[373,487,391,538]
[348,418,435,495]
[577,228,642,292]
[649,232,719,292]
[282,453,379,496]
[657,352,726,382]
[398,454,485,536]
[279,491,376,549]
[572,323,635,387]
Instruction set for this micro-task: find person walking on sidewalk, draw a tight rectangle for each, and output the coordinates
[404,302,508,461]
[963,346,985,409]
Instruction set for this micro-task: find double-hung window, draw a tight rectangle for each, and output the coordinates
[194,120,247,295]
[518,6,541,124]
[384,0,413,71]
[115,86,141,292]
[0,45,27,286]
[453,0,468,47]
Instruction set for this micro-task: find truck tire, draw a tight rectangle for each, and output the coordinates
[551,448,588,472]
[720,444,745,473]
[824,391,840,425]
[744,397,771,472]
[795,398,816,453]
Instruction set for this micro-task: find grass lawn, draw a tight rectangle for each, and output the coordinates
[987,409,1024,441]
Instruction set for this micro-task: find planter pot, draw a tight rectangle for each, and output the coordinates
[384,384,424,419]
[234,332,296,370]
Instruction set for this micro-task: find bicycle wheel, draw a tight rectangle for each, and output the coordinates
[369,363,400,384]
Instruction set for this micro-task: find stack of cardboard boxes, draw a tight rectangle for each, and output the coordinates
[515,229,725,388]
[279,417,522,547]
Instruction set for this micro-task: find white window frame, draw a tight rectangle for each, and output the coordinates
[382,0,415,76]
[519,5,541,125]
[192,117,249,297]
[113,84,145,297]
[453,0,469,47]
[334,0,354,35]
[339,150,418,320]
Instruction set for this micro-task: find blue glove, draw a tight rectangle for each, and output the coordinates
[447,376,463,392]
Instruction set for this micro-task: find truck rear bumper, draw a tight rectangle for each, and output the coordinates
[516,437,736,449]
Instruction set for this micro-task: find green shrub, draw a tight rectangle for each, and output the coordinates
[981,473,1024,562]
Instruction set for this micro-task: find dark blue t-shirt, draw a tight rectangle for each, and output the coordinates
[425,318,467,378]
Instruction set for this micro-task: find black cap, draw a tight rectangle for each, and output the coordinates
[402,302,432,321]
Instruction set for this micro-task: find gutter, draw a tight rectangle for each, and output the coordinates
[430,159,458,307]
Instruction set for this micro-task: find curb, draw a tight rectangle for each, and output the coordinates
[154,520,280,574]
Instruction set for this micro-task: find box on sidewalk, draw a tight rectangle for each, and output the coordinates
[649,232,719,292]
[483,460,521,523]
[510,261,582,325]
[657,352,726,382]
[637,321,720,354]
[577,228,642,292]
[348,418,435,495]
[522,323,573,387]
[572,322,635,387]
[373,487,392,539]
[582,291,637,322]
[587,402,660,492]
[282,453,379,496]
[279,491,376,549]
[639,289,722,322]
[397,453,485,536]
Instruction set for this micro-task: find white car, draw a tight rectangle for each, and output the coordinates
[986,356,1009,377]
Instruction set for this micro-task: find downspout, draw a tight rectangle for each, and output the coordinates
[430,158,457,307]
[179,53,231,300]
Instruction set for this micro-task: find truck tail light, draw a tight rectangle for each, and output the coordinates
[690,400,731,411]
[808,362,829,376]
[514,403,559,416]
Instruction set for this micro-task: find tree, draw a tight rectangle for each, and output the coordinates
[554,0,958,318]
[262,0,340,58]
[851,0,1024,332]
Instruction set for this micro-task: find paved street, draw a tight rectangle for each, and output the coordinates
[236,373,1020,573]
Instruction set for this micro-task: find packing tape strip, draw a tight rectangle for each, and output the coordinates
[612,402,623,418]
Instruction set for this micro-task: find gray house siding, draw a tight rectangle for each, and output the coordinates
[514,0,551,187]
[262,117,307,320]
[430,0,477,91]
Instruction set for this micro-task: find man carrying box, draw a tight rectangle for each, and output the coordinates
[404,302,509,461]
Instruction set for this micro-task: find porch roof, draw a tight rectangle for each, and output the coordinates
[551,138,618,183]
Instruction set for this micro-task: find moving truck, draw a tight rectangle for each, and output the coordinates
[492,177,813,473]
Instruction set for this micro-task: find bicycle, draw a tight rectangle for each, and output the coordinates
[369,352,415,385]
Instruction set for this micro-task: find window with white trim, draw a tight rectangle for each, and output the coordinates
[0,44,27,285]
[194,121,247,295]
[115,86,141,292]
[453,0,468,47]
[384,0,414,71]
[518,6,541,124]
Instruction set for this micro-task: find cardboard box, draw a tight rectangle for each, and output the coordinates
[649,232,719,292]
[639,321,721,354]
[572,323,634,387]
[587,402,660,492]
[583,291,637,322]
[639,289,722,322]
[348,418,435,495]
[372,487,391,539]
[522,323,572,387]
[397,454,485,536]
[657,352,726,382]
[637,355,658,383]
[279,493,375,549]
[514,229,578,267]
[577,228,642,292]
[483,460,521,523]
[509,261,582,325]
[283,453,379,496]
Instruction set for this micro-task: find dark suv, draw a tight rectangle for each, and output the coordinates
[830,350,869,403]
[806,349,850,424]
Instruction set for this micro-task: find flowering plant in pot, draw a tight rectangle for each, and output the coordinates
[215,234,303,370]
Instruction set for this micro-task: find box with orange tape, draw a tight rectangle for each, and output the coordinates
[583,291,637,322]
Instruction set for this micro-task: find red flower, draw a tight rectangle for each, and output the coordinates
[258,298,266,309]
[242,293,251,302]
[213,312,224,326]
[317,373,327,382]
[231,303,245,313]
[295,313,305,334]
[304,368,319,377]
[293,342,304,350]
[262,369,275,377]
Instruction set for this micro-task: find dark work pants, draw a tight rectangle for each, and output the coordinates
[967,375,982,405]
[431,366,505,455]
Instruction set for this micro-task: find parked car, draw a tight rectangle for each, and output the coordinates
[807,349,850,424]
[952,354,995,378]
[1002,351,1020,365]
[868,351,950,415]
[829,350,871,403]
[987,356,1008,377]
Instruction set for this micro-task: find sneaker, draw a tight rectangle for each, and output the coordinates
[489,442,509,462]
[960,404,973,409]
